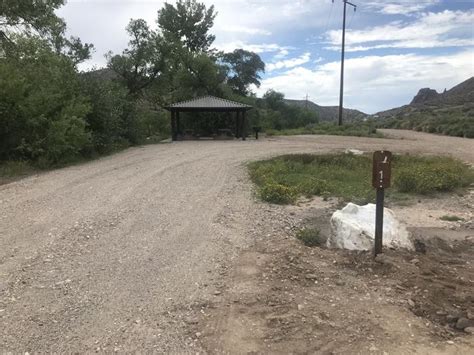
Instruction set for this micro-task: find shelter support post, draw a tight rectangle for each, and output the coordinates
[171,111,177,141]
[242,111,246,141]
[235,111,241,138]
[176,111,181,136]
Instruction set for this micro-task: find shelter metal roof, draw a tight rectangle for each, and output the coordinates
[165,95,252,111]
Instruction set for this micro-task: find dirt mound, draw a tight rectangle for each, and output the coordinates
[194,196,474,354]
[343,236,474,336]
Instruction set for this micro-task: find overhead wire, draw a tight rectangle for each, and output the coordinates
[346,5,356,29]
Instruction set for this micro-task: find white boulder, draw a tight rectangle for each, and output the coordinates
[327,203,413,251]
[344,148,364,156]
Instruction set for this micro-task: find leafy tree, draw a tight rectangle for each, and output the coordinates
[0,0,65,40]
[258,90,318,130]
[51,24,95,66]
[157,0,216,53]
[263,89,285,110]
[80,71,129,153]
[1,0,93,65]
[0,35,91,164]
[221,49,265,95]
[172,51,227,99]
[107,19,167,96]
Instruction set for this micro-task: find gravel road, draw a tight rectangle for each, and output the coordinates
[1,130,473,352]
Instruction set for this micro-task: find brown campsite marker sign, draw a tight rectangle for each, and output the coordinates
[372,150,392,257]
[372,150,392,189]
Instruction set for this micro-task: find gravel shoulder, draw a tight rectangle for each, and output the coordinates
[1,130,473,352]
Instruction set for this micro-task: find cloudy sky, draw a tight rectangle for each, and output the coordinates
[57,0,473,113]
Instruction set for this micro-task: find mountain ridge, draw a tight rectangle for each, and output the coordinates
[376,77,474,138]
[284,98,367,122]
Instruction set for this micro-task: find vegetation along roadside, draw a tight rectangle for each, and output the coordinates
[248,153,474,205]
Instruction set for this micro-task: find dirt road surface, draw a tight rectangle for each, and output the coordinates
[1,130,473,353]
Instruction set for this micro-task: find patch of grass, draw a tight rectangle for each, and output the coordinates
[266,122,383,138]
[0,161,36,183]
[439,215,464,222]
[296,228,325,247]
[393,155,473,194]
[248,153,474,204]
[259,182,297,204]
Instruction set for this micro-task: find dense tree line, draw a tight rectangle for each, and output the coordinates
[0,0,316,167]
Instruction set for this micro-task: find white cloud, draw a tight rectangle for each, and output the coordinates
[273,49,289,59]
[220,26,271,36]
[366,1,440,15]
[267,52,311,72]
[213,40,291,55]
[325,10,474,51]
[255,50,474,114]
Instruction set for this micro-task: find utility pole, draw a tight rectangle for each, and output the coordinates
[337,0,356,126]
[304,94,310,110]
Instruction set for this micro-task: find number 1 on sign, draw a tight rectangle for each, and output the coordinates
[379,170,383,180]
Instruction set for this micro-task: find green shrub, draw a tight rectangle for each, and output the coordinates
[259,182,297,204]
[296,228,324,247]
[383,107,474,138]
[0,36,91,164]
[394,156,473,194]
[249,153,473,204]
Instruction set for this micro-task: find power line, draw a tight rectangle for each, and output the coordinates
[336,0,357,126]
[323,0,335,35]
[346,4,357,29]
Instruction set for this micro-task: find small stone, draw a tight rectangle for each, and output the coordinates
[195,332,201,338]
[464,327,474,334]
[213,291,221,296]
[335,280,345,286]
[305,274,317,280]
[455,317,474,330]
[369,345,378,351]
[185,317,199,325]
[436,310,448,316]
[407,299,415,307]
[446,340,454,345]
[297,304,304,311]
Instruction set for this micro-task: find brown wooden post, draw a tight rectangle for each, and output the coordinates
[242,110,247,141]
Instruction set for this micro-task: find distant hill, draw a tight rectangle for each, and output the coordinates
[284,99,367,122]
[82,67,119,81]
[376,77,474,138]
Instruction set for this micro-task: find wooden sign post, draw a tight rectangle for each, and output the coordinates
[372,151,392,257]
